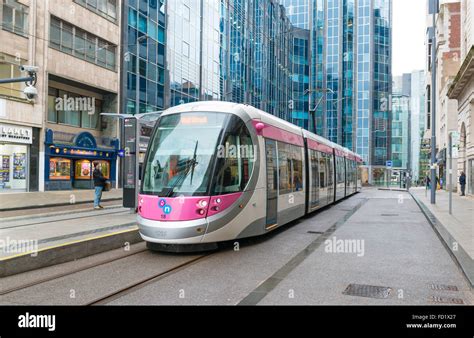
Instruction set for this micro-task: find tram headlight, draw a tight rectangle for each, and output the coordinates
[197,209,206,215]
[198,200,208,208]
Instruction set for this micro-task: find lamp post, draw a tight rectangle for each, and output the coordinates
[429,0,439,204]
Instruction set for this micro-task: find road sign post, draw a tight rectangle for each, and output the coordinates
[386,161,393,188]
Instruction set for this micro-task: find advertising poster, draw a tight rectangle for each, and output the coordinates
[0,155,10,184]
[13,153,26,180]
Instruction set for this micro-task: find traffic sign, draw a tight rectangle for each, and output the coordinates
[386,160,393,168]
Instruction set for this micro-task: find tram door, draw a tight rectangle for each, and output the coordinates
[265,139,278,228]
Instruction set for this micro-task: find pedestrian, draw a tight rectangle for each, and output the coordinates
[93,162,106,209]
[426,175,431,189]
[459,171,466,196]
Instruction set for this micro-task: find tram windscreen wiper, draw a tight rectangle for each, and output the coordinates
[163,141,199,197]
[189,140,198,185]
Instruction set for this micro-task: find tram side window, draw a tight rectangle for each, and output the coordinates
[319,152,327,188]
[327,155,334,186]
[278,142,304,194]
[290,145,303,192]
[337,156,344,184]
[310,150,319,188]
[310,150,320,205]
[213,119,254,195]
[346,159,351,186]
[278,142,291,194]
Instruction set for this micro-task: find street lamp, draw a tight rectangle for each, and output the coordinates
[429,0,439,204]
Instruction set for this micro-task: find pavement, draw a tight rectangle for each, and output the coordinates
[0,188,138,275]
[410,187,473,259]
[409,187,474,288]
[0,189,124,211]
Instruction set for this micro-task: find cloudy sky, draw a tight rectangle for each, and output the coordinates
[392,0,427,76]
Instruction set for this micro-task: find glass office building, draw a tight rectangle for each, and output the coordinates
[122,0,293,120]
[391,94,409,170]
[122,0,392,184]
[121,0,166,114]
[281,0,311,129]
[280,0,392,184]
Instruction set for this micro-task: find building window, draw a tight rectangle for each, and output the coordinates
[49,16,117,71]
[48,87,102,130]
[1,0,29,37]
[74,0,117,22]
[182,41,190,58]
[0,53,25,99]
[183,4,190,21]
[49,158,71,180]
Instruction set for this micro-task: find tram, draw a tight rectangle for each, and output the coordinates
[137,101,363,251]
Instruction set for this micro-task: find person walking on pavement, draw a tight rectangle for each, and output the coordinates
[93,162,106,209]
[426,175,431,189]
[459,171,466,196]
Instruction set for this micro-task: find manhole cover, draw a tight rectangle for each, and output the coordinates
[307,231,324,234]
[429,296,464,304]
[430,284,459,291]
[381,214,399,216]
[343,284,392,299]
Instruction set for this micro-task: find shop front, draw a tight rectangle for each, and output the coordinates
[45,129,118,190]
[0,123,36,192]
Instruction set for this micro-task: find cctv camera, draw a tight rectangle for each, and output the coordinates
[19,65,39,73]
[24,85,38,100]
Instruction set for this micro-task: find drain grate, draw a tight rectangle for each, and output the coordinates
[381,214,399,217]
[429,284,459,291]
[307,231,324,234]
[429,296,464,304]
[342,284,392,299]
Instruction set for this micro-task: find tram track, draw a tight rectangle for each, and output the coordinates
[86,253,213,305]
[0,246,149,296]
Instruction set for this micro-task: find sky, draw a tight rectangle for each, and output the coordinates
[392,0,427,76]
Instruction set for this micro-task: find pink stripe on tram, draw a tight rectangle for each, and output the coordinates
[307,139,333,154]
[252,120,304,146]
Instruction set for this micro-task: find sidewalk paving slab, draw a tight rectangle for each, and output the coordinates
[0,189,123,211]
[410,187,474,288]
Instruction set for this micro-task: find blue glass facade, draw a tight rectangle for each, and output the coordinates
[122,0,166,114]
[280,0,392,175]
[312,0,326,136]
[121,0,392,181]
[391,94,409,169]
[371,0,392,166]
[280,0,310,129]
[326,0,340,142]
[356,0,371,163]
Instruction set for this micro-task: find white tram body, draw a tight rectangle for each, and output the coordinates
[137,102,362,251]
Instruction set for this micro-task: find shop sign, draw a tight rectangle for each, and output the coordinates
[0,124,32,144]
